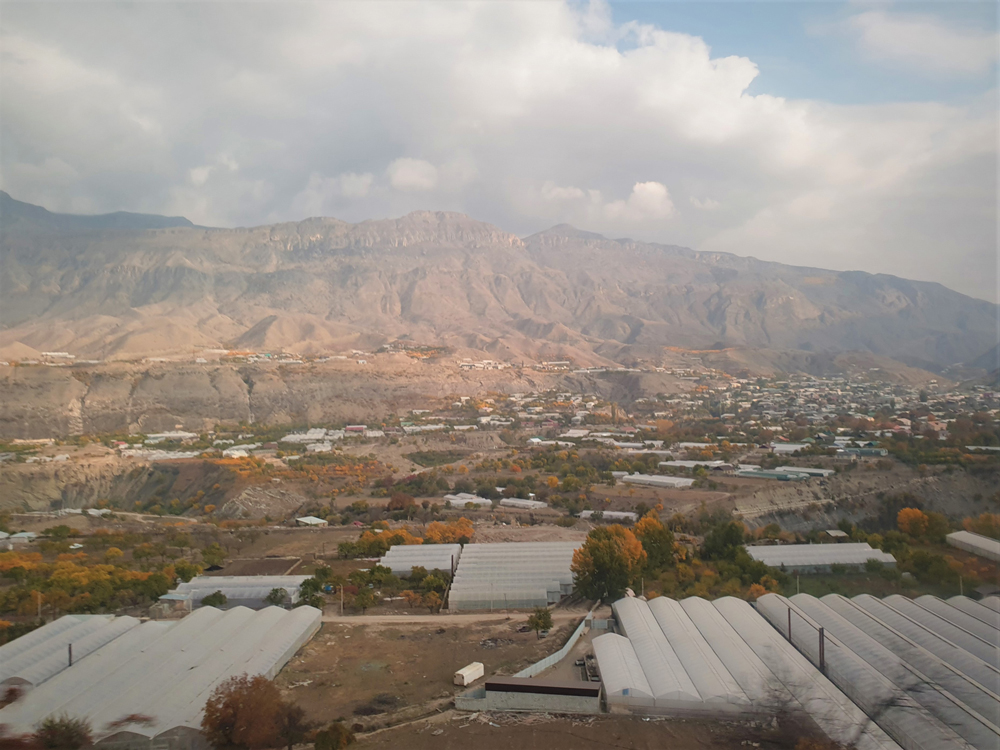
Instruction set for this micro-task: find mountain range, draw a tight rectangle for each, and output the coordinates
[1,191,997,375]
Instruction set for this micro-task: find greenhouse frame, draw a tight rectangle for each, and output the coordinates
[447,542,580,611]
[946,595,1000,629]
[379,543,462,576]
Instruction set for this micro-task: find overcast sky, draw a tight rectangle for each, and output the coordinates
[1,1,997,302]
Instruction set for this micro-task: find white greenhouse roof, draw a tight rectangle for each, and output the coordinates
[946,595,1000,629]
[791,593,998,750]
[448,542,580,611]
[0,605,320,743]
[593,633,653,700]
[947,531,1000,562]
[756,594,972,750]
[745,543,896,568]
[380,544,461,575]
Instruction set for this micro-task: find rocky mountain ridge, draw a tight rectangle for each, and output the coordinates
[1,191,996,374]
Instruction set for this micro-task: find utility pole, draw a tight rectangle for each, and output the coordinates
[340,585,344,616]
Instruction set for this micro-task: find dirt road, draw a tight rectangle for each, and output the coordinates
[321,611,585,625]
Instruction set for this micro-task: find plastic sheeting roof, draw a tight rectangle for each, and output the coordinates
[947,596,1000,630]
[947,532,1000,562]
[379,544,461,575]
[790,593,999,750]
[880,595,1000,664]
[713,597,900,750]
[592,633,652,699]
[448,542,580,611]
[756,594,973,750]
[913,596,1000,647]
[0,605,321,742]
[745,543,896,568]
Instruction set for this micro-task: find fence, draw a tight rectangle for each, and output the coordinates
[513,601,602,678]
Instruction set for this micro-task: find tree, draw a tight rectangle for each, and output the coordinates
[275,702,309,750]
[701,521,746,561]
[174,559,202,582]
[314,723,355,750]
[265,588,289,607]
[423,591,442,612]
[201,590,228,608]
[634,512,676,571]
[571,525,647,601]
[897,508,929,537]
[401,590,422,608]
[202,675,288,750]
[526,607,553,638]
[353,589,377,614]
[202,543,227,568]
[35,716,93,750]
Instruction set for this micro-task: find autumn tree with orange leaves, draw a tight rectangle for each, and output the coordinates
[897,508,929,537]
[202,675,307,750]
[571,525,647,601]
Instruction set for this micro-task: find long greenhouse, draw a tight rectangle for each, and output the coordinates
[0,605,321,750]
[447,542,580,611]
[593,596,900,750]
[379,543,462,576]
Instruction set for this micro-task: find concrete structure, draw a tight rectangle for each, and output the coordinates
[735,469,810,481]
[946,531,1000,563]
[745,543,896,573]
[295,515,328,527]
[0,606,321,750]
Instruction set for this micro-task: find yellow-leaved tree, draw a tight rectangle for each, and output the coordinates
[571,525,647,601]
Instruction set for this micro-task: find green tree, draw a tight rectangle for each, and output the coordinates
[201,543,227,568]
[201,590,228,608]
[526,607,553,639]
[353,589,377,614]
[634,512,675,571]
[35,716,93,750]
[174,559,202,583]
[571,525,647,601]
[265,588,289,607]
[702,521,746,560]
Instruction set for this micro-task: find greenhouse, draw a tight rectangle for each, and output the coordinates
[447,542,580,611]
[744,543,896,572]
[913,596,1000,647]
[0,605,321,750]
[714,597,900,750]
[851,595,1000,676]
[756,593,975,750]
[980,596,1000,614]
[946,531,1000,562]
[820,594,1000,709]
[946,595,1000,629]
[789,593,999,750]
[165,575,311,609]
[593,596,899,749]
[379,543,462,576]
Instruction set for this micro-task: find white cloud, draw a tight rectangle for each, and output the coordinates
[387,158,438,191]
[690,196,720,210]
[605,182,675,221]
[0,1,995,300]
[846,10,999,76]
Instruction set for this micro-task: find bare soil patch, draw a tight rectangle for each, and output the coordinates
[277,618,576,724]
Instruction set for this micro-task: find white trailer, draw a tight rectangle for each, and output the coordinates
[454,661,485,686]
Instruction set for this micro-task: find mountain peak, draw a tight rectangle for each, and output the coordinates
[0,191,195,231]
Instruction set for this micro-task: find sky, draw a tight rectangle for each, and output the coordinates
[0,1,997,303]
